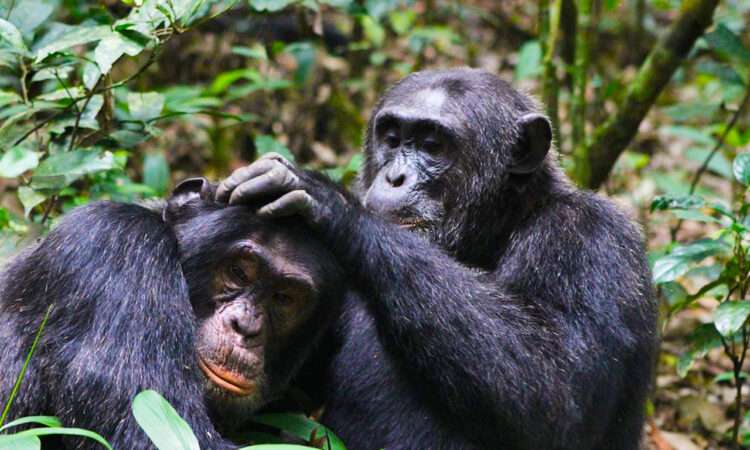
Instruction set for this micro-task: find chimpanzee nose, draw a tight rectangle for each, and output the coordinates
[225,306,262,339]
[385,169,406,188]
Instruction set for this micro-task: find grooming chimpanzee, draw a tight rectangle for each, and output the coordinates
[218,68,658,450]
[0,179,344,449]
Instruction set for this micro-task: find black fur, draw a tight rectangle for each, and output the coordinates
[0,198,342,449]
[301,69,658,450]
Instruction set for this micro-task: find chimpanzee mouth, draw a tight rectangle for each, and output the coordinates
[397,218,430,230]
[198,356,256,397]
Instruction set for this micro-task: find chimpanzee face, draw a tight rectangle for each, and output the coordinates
[169,195,343,422]
[362,88,461,234]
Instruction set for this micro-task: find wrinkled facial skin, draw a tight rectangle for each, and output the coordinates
[193,233,321,420]
[363,88,463,235]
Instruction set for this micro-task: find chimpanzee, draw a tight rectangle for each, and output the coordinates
[0,179,344,449]
[217,68,659,450]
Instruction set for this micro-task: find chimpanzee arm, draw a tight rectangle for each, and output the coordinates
[217,158,656,449]
[0,202,235,450]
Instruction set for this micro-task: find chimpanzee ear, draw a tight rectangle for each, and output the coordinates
[164,177,214,223]
[509,113,552,175]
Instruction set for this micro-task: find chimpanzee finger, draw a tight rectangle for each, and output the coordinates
[257,190,315,219]
[216,159,278,203]
[228,165,301,205]
[258,152,294,168]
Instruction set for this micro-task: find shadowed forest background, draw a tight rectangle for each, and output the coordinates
[0,0,749,449]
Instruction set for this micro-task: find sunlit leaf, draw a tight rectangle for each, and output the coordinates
[35,25,112,62]
[714,300,750,337]
[93,32,144,75]
[0,416,62,433]
[128,92,165,122]
[677,324,723,377]
[732,153,750,185]
[132,390,200,450]
[0,433,40,450]
[248,0,297,12]
[515,40,542,81]
[31,150,116,190]
[0,18,28,53]
[0,147,39,178]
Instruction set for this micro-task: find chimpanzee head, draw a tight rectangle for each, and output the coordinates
[360,68,557,265]
[164,179,344,422]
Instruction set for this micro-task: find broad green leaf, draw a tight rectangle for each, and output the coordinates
[132,390,199,450]
[143,152,169,196]
[652,255,690,283]
[238,446,319,450]
[388,10,416,35]
[704,23,750,63]
[231,44,268,60]
[0,433,40,450]
[0,416,62,433]
[515,40,542,81]
[13,427,111,449]
[252,414,346,450]
[671,239,729,260]
[3,0,56,35]
[35,25,113,62]
[684,147,732,179]
[128,92,165,122]
[0,90,21,107]
[255,135,295,162]
[0,18,28,52]
[0,147,39,178]
[650,194,704,212]
[360,15,385,48]
[677,324,723,377]
[714,300,750,337]
[733,153,750,185]
[93,33,144,75]
[285,42,316,84]
[18,187,46,218]
[208,69,261,95]
[248,0,297,12]
[31,150,115,190]
[660,125,716,147]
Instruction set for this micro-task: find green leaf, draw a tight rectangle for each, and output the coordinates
[143,152,169,196]
[93,33,144,75]
[670,209,720,224]
[208,68,261,95]
[255,135,295,162]
[238,445,319,450]
[514,40,542,81]
[714,300,750,337]
[132,390,200,450]
[249,0,297,12]
[677,324,723,377]
[0,433,40,450]
[0,416,62,433]
[252,414,346,450]
[733,153,750,185]
[17,187,46,218]
[31,150,116,190]
[231,45,268,60]
[35,25,113,62]
[0,18,28,53]
[360,15,385,48]
[388,10,416,35]
[12,427,111,449]
[652,255,690,284]
[704,23,750,63]
[0,147,40,178]
[3,0,56,35]
[128,92,165,122]
[650,194,704,212]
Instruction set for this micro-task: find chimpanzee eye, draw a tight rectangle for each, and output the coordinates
[228,263,249,285]
[422,136,442,153]
[384,131,400,148]
[272,291,294,305]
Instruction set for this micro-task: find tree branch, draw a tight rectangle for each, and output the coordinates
[583,0,720,189]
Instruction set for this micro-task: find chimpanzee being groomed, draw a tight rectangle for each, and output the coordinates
[218,68,659,450]
[0,179,344,449]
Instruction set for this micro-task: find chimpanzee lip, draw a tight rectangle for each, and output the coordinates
[198,356,255,396]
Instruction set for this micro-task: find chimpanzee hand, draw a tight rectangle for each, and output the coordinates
[215,153,349,228]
